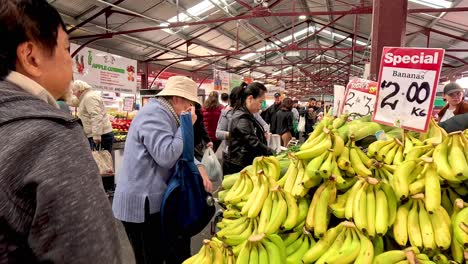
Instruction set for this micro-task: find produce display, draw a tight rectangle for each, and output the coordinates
[185,113,468,264]
[109,111,136,142]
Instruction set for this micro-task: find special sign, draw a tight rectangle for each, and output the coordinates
[372,47,444,132]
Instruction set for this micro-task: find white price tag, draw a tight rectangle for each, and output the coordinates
[333,85,346,116]
[123,97,134,112]
[373,47,444,132]
[341,78,378,118]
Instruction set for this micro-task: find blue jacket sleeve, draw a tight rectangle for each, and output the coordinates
[139,109,184,169]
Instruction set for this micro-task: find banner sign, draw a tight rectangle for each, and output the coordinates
[333,85,346,116]
[213,69,230,91]
[341,78,378,118]
[230,73,243,91]
[71,43,137,94]
[372,47,444,132]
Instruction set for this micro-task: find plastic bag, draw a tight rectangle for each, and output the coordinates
[297,116,306,132]
[202,148,223,182]
[92,150,114,176]
[215,141,225,162]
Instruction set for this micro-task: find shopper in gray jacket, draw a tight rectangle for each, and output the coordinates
[0,0,126,263]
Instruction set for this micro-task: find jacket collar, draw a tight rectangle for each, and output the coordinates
[6,71,59,109]
[0,81,75,126]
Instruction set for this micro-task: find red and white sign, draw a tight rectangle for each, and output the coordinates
[341,78,378,118]
[372,47,444,132]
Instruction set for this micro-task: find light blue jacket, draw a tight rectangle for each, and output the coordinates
[113,99,188,223]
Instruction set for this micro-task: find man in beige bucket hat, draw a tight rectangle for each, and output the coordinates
[113,75,212,264]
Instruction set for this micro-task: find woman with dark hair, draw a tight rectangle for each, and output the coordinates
[194,103,212,161]
[271,97,294,147]
[202,91,224,151]
[224,82,274,175]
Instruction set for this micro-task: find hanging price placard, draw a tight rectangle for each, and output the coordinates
[372,47,444,132]
[123,97,134,112]
[341,78,378,118]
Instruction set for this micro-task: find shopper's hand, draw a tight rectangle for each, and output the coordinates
[197,165,213,193]
[207,142,214,148]
[185,106,197,125]
[93,138,102,145]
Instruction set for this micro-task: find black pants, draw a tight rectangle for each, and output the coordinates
[122,201,191,264]
[88,132,115,152]
[223,160,244,176]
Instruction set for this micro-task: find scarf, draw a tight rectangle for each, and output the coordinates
[156,97,181,127]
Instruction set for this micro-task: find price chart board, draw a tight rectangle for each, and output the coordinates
[372,47,444,132]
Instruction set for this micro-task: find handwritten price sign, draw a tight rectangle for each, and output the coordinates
[372,47,444,132]
[341,78,378,118]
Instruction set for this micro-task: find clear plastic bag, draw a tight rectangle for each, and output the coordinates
[201,148,223,182]
[91,150,114,176]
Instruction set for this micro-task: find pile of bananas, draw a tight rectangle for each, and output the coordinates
[183,239,235,264]
[302,221,374,264]
[203,113,468,264]
[341,177,397,237]
[393,196,451,251]
[236,234,286,264]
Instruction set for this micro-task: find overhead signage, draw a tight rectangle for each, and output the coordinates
[71,43,137,94]
[341,78,378,118]
[372,47,444,132]
[213,69,230,92]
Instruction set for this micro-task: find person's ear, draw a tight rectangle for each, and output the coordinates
[16,42,44,78]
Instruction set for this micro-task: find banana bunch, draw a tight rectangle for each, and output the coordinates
[281,227,316,264]
[332,112,349,129]
[341,138,373,178]
[451,199,468,263]
[258,187,297,234]
[373,247,434,264]
[222,169,254,207]
[252,156,281,181]
[433,132,468,183]
[305,180,337,238]
[367,138,405,165]
[343,177,397,237]
[183,239,235,264]
[296,128,345,161]
[302,221,374,264]
[216,217,258,248]
[240,171,270,218]
[281,158,310,197]
[236,233,286,264]
[419,118,447,145]
[393,196,451,251]
[222,172,240,190]
[369,160,396,183]
[392,159,426,201]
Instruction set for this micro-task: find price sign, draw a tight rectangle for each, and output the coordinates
[333,85,346,116]
[123,97,134,112]
[341,78,378,118]
[372,47,444,132]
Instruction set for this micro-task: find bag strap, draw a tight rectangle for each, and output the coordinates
[180,112,194,161]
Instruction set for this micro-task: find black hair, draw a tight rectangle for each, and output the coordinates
[281,98,293,111]
[233,82,267,109]
[229,82,247,107]
[0,0,66,79]
[309,97,317,102]
[221,92,229,102]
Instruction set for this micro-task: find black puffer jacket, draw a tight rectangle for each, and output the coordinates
[226,107,273,169]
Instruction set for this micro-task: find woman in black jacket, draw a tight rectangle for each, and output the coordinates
[224,82,274,175]
[271,98,294,147]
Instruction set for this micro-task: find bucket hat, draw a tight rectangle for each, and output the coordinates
[157,76,200,104]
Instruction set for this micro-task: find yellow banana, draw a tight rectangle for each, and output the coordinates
[326,228,361,264]
[286,235,309,264]
[380,182,398,227]
[295,134,332,160]
[433,137,459,183]
[302,225,343,263]
[376,140,397,162]
[261,237,283,264]
[366,184,376,238]
[281,230,301,247]
[405,144,432,161]
[393,200,412,246]
[418,200,435,251]
[337,146,351,170]
[355,229,374,264]
[292,161,306,196]
[429,206,451,250]
[393,145,404,165]
[236,241,250,264]
[449,134,468,179]
[367,139,393,158]
[353,183,368,233]
[301,127,327,150]
[332,134,345,156]
[409,178,425,195]
[319,150,334,179]
[424,163,441,214]
[383,143,400,165]
[313,182,335,238]
[282,191,299,231]
[350,147,372,177]
[392,160,418,201]
[403,133,414,157]
[248,243,259,264]
[283,159,299,193]
[314,227,347,264]
[330,190,350,219]
[296,197,309,224]
[265,191,287,234]
[264,156,281,180]
[373,250,407,264]
[257,243,268,264]
[453,206,468,248]
[257,192,273,234]
[267,234,287,262]
[345,179,365,220]
[375,186,389,236]
[408,200,423,248]
[305,183,326,230]
[247,172,269,218]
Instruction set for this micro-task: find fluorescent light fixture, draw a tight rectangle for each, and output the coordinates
[409,0,452,8]
[285,51,300,57]
[299,15,307,20]
[240,53,256,60]
[272,66,293,76]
